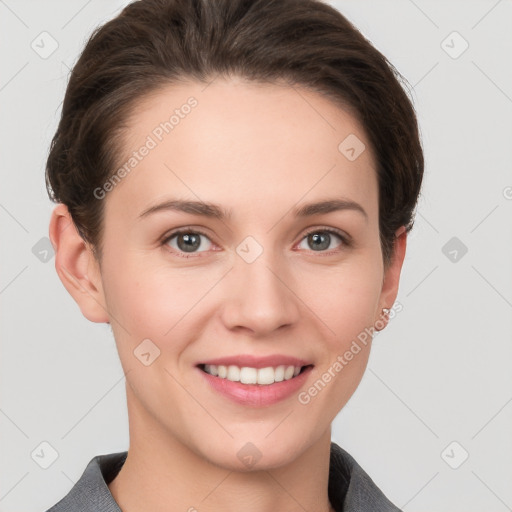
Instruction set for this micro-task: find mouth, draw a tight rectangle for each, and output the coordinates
[197,363,314,386]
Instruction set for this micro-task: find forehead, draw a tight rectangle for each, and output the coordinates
[104,77,379,224]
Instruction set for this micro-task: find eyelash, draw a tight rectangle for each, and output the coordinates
[161,226,352,259]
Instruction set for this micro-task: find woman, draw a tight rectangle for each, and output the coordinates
[44,0,423,510]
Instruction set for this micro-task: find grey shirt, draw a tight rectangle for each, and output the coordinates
[44,442,402,511]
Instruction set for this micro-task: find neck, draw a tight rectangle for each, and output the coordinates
[108,385,335,512]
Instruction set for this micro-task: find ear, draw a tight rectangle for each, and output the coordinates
[49,204,109,323]
[374,225,407,331]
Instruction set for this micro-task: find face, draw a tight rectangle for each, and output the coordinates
[56,76,406,471]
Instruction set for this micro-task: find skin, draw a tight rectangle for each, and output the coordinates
[49,76,407,512]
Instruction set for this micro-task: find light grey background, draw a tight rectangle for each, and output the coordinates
[1,1,511,511]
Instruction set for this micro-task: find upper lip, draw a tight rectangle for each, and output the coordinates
[197,355,313,369]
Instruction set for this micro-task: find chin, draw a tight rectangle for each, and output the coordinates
[194,432,312,472]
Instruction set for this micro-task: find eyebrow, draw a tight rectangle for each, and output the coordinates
[138,198,368,222]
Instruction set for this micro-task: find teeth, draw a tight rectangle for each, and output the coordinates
[203,364,303,385]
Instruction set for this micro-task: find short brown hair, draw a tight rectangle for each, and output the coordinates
[46,0,424,267]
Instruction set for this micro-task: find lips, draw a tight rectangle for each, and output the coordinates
[196,363,314,406]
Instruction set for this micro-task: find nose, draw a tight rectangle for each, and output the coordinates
[219,249,301,336]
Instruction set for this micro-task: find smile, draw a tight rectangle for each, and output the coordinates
[199,364,312,385]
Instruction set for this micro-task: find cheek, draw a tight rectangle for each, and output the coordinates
[101,254,223,357]
[296,258,383,342]
[296,270,380,421]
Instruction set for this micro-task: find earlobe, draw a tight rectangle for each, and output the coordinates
[374,225,407,331]
[49,204,110,323]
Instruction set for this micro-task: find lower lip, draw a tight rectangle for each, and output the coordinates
[197,366,314,407]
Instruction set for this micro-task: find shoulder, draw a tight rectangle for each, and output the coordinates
[329,442,403,512]
[44,451,127,512]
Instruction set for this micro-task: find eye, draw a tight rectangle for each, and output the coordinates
[296,227,350,253]
[162,229,214,258]
[161,226,351,259]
